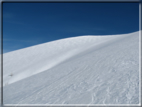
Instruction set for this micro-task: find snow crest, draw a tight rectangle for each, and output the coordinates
[3,31,140,105]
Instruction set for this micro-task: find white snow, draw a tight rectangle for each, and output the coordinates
[3,31,140,105]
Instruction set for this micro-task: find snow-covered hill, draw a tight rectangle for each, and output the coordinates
[3,31,140,105]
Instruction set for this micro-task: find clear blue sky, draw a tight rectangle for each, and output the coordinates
[3,2,139,53]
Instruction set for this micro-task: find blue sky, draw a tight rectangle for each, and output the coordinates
[3,2,139,53]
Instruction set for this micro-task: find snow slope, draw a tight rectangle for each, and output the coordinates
[3,31,140,105]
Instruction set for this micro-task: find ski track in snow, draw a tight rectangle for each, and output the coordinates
[3,31,140,105]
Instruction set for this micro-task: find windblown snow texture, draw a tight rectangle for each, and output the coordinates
[3,31,139,104]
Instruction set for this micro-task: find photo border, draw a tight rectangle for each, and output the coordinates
[1,0,141,107]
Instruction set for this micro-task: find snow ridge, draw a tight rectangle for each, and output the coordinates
[3,33,127,85]
[3,31,140,105]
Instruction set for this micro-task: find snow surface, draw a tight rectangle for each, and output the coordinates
[3,31,140,105]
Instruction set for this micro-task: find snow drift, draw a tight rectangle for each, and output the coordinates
[3,31,140,105]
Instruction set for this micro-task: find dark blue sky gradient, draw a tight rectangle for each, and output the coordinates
[3,3,139,53]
